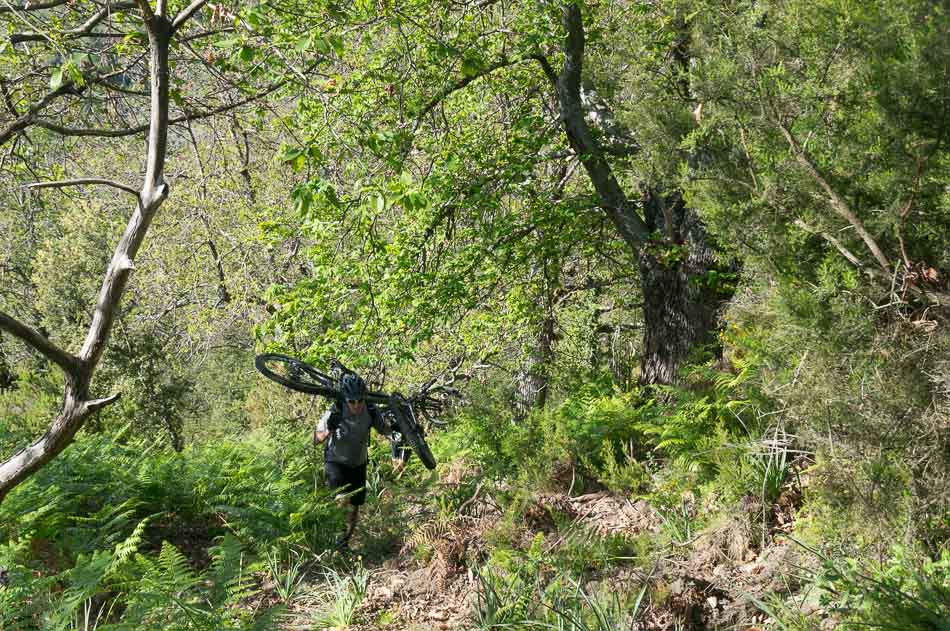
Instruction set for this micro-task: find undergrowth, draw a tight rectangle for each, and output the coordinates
[0,425,337,629]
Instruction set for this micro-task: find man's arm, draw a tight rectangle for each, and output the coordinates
[372,406,410,470]
[369,405,392,436]
[313,406,335,445]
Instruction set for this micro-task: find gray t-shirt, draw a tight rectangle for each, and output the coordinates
[317,402,389,466]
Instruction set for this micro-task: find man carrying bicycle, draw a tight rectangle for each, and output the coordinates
[312,372,407,549]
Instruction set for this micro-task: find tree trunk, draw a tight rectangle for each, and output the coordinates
[637,190,731,385]
[0,333,15,392]
[0,5,179,505]
[515,311,556,419]
[545,3,734,388]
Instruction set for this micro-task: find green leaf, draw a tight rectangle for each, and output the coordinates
[329,35,344,57]
[460,56,483,78]
[214,37,241,49]
[280,145,305,165]
[49,67,64,90]
[313,37,331,55]
[169,88,185,107]
[295,34,313,52]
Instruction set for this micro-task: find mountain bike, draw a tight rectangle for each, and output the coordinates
[254,353,438,470]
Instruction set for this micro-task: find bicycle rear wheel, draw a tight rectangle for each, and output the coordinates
[255,354,338,397]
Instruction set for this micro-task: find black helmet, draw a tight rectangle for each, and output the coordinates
[340,373,367,401]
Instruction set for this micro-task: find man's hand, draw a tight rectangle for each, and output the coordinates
[313,430,330,446]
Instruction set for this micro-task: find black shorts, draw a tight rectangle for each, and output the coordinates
[325,461,367,506]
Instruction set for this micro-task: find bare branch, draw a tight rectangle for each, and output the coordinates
[24,177,140,197]
[531,53,558,86]
[171,0,206,31]
[31,73,297,138]
[31,120,148,137]
[0,0,67,12]
[0,0,168,504]
[10,1,136,43]
[0,311,79,375]
[0,80,84,147]
[415,57,528,125]
[134,0,154,19]
[778,121,892,274]
[794,219,871,272]
[84,393,121,412]
[795,219,950,309]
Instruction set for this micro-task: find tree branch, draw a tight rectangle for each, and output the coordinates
[24,178,140,198]
[84,392,121,413]
[0,80,84,147]
[171,0,206,31]
[134,0,154,19]
[530,53,558,86]
[0,311,79,375]
[0,0,67,12]
[414,57,528,125]
[795,219,950,309]
[31,74,295,138]
[10,1,136,43]
[794,219,874,273]
[778,121,892,274]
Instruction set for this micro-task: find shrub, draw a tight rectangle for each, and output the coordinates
[760,545,950,631]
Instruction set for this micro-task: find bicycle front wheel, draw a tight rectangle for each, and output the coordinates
[255,354,338,397]
[388,400,437,470]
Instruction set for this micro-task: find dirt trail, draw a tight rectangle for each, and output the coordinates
[278,477,805,630]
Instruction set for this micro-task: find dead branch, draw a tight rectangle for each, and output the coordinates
[779,121,892,274]
[24,178,140,197]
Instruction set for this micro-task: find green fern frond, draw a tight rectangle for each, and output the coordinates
[47,551,112,630]
[111,514,155,568]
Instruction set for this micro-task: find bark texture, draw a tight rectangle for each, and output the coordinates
[637,191,729,385]
[515,312,557,419]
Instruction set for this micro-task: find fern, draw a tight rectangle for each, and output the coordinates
[0,427,332,627]
[112,515,153,567]
[47,551,113,630]
[208,535,261,608]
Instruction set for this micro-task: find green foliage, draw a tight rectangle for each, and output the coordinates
[689,0,950,291]
[597,439,651,496]
[113,536,278,631]
[761,545,950,631]
[550,526,648,576]
[824,547,950,631]
[263,547,307,604]
[473,558,650,631]
[447,381,652,490]
[0,367,62,454]
[0,426,338,627]
[311,562,370,629]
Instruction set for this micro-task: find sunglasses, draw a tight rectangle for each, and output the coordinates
[346,399,364,405]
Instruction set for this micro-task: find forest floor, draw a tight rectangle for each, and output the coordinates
[262,459,812,631]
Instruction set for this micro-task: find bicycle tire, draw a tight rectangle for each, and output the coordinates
[388,399,437,470]
[255,353,338,397]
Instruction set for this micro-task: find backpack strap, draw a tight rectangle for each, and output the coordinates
[326,399,344,431]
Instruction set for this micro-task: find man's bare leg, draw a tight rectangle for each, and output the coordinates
[346,505,360,539]
[337,505,359,548]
